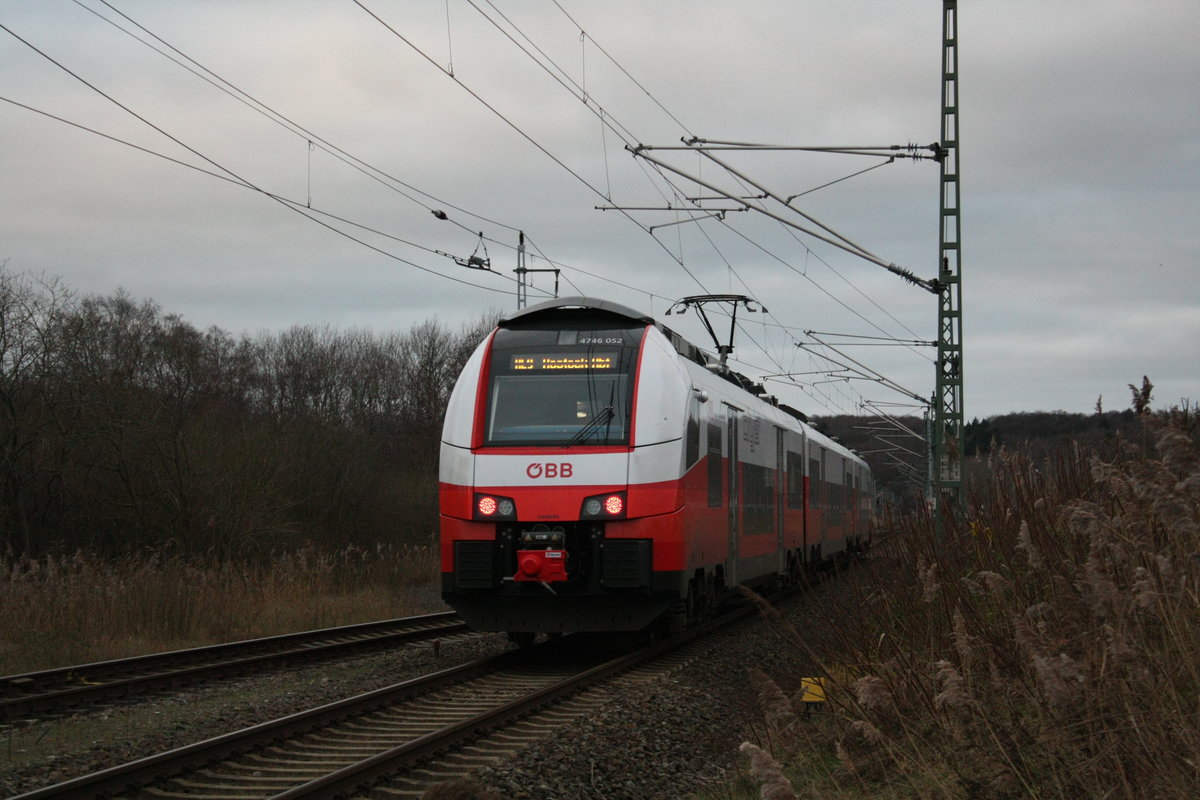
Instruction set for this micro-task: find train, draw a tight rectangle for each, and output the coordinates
[438,296,874,640]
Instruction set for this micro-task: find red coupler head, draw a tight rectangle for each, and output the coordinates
[514,549,568,582]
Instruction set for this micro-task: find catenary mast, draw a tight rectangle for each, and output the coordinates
[932,0,964,521]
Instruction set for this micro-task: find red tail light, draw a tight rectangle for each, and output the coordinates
[580,491,626,520]
[474,494,516,520]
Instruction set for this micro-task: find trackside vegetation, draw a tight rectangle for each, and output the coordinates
[0,543,439,673]
[728,402,1198,799]
[0,266,489,671]
[0,267,494,559]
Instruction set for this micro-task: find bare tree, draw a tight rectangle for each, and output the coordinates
[0,269,75,554]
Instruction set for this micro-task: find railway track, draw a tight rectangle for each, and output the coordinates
[13,605,755,799]
[1,612,469,724]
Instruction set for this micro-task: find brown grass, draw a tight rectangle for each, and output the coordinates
[0,543,443,674]
[730,408,1200,799]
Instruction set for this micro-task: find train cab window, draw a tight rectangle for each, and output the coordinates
[484,319,644,447]
[706,422,723,506]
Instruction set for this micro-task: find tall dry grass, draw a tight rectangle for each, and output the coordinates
[734,408,1199,799]
[0,543,443,674]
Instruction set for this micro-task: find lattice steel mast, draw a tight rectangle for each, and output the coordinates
[932,0,964,516]
[514,231,560,309]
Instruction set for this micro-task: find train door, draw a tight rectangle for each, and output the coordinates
[782,428,807,562]
[844,465,852,541]
[775,427,786,573]
[808,444,825,563]
[799,428,808,556]
[725,404,741,587]
[851,466,861,541]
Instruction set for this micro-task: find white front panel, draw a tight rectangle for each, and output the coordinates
[441,334,493,448]
[628,440,686,484]
[439,442,474,484]
[473,452,628,487]
[633,328,691,447]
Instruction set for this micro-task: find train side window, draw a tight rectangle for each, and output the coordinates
[706,421,722,507]
[786,450,804,509]
[743,463,775,535]
[685,398,701,468]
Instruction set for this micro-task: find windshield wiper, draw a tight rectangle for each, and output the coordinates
[565,405,614,447]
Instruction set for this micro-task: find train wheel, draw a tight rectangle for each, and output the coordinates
[507,631,536,648]
[689,573,706,622]
[687,571,715,624]
[665,600,688,634]
[703,571,717,616]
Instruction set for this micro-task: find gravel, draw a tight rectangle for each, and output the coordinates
[473,612,810,800]
[1,600,816,799]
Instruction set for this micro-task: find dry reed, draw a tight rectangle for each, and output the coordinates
[0,542,442,674]
[736,408,1199,799]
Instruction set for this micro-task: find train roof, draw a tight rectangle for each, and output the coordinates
[501,295,711,367]
[498,296,855,450]
[500,296,654,326]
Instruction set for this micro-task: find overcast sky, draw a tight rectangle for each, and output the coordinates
[2,0,1197,420]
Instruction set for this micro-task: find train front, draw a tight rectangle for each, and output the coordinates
[439,298,688,635]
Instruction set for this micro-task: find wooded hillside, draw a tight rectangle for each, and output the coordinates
[817,407,1147,505]
[0,268,493,557]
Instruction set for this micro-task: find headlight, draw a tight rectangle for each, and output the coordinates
[475,493,517,521]
[580,491,626,520]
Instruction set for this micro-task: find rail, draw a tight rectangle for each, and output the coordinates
[1,612,468,723]
[14,604,756,799]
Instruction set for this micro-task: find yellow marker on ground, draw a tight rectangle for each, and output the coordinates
[799,677,826,704]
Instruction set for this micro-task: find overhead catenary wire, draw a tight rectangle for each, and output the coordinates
[5,83,608,311]
[620,141,929,346]
[33,0,597,305]
[77,1,469,221]
[5,13,843,423]
[688,148,932,357]
[483,4,934,352]
[74,0,567,272]
[586,120,931,357]
[629,144,937,293]
[549,0,695,139]
[17,3,925,421]
[438,1,925,416]
[77,0,627,306]
[0,62,523,299]
[4,105,529,299]
[459,2,910,363]
[620,147,934,369]
[351,0,720,302]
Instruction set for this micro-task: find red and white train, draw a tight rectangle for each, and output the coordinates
[439,296,873,637]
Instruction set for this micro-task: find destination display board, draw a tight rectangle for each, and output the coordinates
[510,353,617,371]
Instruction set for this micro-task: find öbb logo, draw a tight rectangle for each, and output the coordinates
[526,462,574,479]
